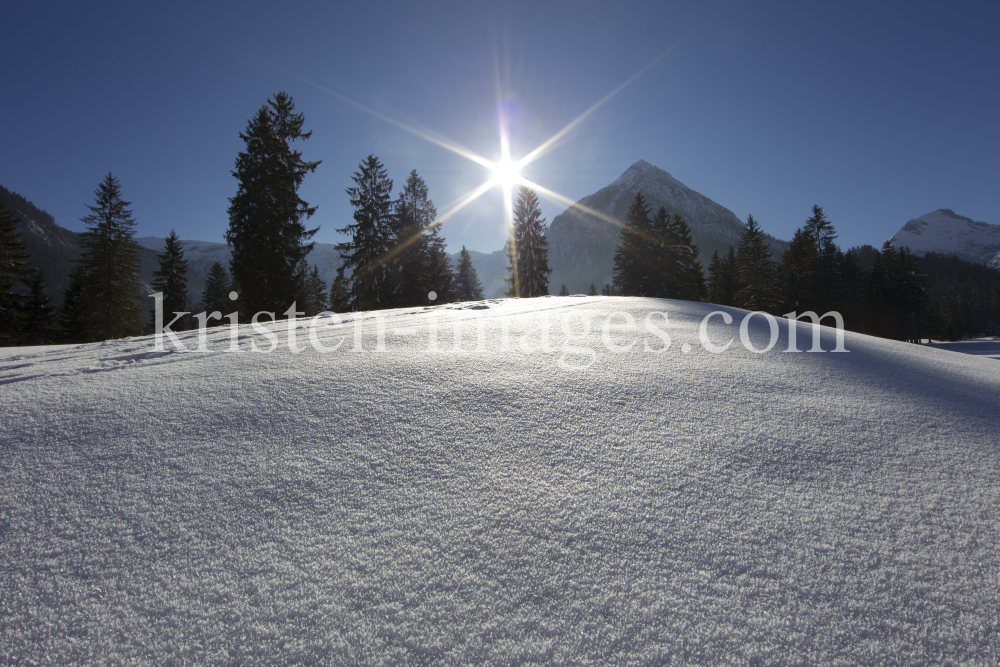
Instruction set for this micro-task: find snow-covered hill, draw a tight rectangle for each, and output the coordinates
[889,209,1000,268]
[546,161,789,293]
[1,297,998,664]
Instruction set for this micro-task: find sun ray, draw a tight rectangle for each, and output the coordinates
[515,178,623,230]
[265,63,496,169]
[436,179,501,226]
[516,17,717,169]
[516,177,663,247]
[347,178,500,286]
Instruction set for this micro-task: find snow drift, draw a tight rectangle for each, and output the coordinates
[1,297,998,665]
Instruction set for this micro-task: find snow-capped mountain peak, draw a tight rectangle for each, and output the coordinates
[888,209,1000,268]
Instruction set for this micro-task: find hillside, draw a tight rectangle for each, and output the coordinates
[0,185,84,301]
[1,297,997,664]
[546,161,789,293]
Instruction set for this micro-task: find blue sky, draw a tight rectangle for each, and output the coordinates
[4,1,998,254]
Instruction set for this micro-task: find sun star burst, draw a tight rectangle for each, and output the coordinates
[491,156,521,192]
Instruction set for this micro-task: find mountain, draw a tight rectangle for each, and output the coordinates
[888,209,1000,269]
[1,185,84,301]
[135,237,344,307]
[546,160,788,293]
[0,185,167,304]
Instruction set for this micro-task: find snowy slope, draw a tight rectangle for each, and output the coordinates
[889,209,1000,268]
[135,237,345,306]
[1,297,998,664]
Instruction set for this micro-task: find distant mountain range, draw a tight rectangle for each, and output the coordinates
[6,165,998,307]
[133,237,344,306]
[888,209,1000,269]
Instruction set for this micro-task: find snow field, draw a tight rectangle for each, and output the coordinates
[1,297,998,665]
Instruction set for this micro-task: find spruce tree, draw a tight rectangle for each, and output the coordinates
[454,245,484,301]
[707,245,740,307]
[505,186,551,298]
[588,283,598,296]
[426,233,455,304]
[651,207,705,301]
[76,173,144,341]
[295,263,327,316]
[392,170,443,307]
[226,92,320,316]
[328,268,350,313]
[19,272,56,345]
[336,155,396,311]
[201,261,232,326]
[601,283,613,296]
[57,267,87,343]
[0,200,33,344]
[892,245,928,342]
[781,225,819,312]
[734,215,781,312]
[612,193,656,297]
[558,284,569,296]
[150,230,190,331]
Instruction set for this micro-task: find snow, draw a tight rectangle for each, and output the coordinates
[928,337,1000,362]
[1,297,998,664]
[889,209,1000,268]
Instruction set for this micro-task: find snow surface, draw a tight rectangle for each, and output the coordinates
[928,337,1000,362]
[889,209,1000,268]
[1,297,999,665]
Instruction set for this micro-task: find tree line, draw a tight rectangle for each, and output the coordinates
[0,91,493,345]
[608,192,1000,342]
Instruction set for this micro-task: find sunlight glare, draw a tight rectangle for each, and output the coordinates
[491,156,521,191]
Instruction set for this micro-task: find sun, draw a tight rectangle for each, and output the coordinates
[491,155,521,191]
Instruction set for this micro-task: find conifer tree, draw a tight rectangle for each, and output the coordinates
[392,170,447,307]
[588,283,598,296]
[707,249,736,307]
[336,155,396,311]
[310,265,328,314]
[781,225,819,312]
[328,268,350,313]
[558,283,569,296]
[77,173,144,341]
[426,234,455,304]
[226,92,319,316]
[651,207,705,300]
[612,193,656,297]
[601,283,613,296]
[19,272,56,345]
[57,267,87,343]
[295,263,327,316]
[454,245,484,301]
[890,244,928,342]
[0,200,32,344]
[734,215,781,312]
[201,261,232,326]
[150,230,190,331]
[505,186,551,298]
